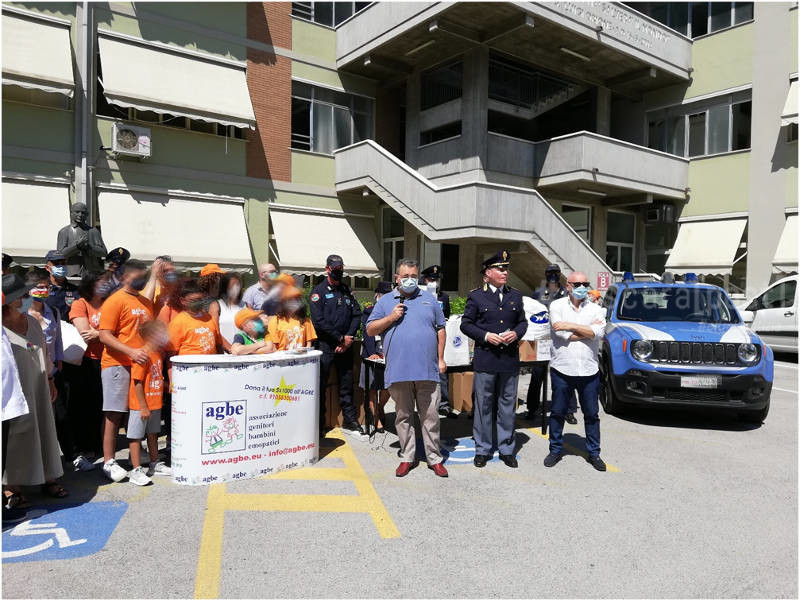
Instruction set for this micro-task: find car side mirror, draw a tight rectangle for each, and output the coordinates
[739,309,755,324]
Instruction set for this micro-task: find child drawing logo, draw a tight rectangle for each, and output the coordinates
[201,400,247,454]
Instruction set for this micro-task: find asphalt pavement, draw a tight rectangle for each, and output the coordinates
[3,359,797,599]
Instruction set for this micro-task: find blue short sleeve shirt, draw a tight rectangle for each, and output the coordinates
[367,288,445,387]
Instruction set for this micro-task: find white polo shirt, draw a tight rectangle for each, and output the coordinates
[548,296,606,377]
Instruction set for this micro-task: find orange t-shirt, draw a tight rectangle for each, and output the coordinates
[98,289,154,369]
[129,351,164,411]
[167,312,223,356]
[157,303,181,325]
[69,298,103,360]
[267,315,317,351]
[153,286,169,317]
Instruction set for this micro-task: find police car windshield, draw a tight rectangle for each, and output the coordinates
[617,287,740,324]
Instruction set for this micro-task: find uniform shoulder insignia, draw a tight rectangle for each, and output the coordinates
[469,287,479,293]
[482,283,488,292]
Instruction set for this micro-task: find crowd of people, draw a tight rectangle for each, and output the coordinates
[0,247,322,511]
[2,243,610,509]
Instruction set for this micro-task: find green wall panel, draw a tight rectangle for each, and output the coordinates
[687,23,754,100]
[2,101,73,153]
[684,152,751,217]
[787,165,798,208]
[292,18,335,62]
[290,150,334,187]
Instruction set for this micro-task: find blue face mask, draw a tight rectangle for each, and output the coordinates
[399,277,418,294]
[571,286,589,300]
[251,320,266,338]
[163,271,178,284]
[50,265,67,278]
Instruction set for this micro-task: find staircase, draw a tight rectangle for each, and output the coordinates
[334,140,612,281]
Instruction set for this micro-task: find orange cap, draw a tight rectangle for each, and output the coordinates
[275,273,295,287]
[234,307,263,330]
[200,263,225,277]
[281,286,302,301]
[588,289,602,299]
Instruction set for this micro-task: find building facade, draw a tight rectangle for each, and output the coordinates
[2,2,797,299]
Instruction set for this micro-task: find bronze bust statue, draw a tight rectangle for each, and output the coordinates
[57,202,107,278]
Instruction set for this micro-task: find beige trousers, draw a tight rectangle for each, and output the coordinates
[388,380,443,465]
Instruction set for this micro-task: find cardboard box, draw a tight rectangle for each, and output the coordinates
[449,371,474,412]
[519,340,537,362]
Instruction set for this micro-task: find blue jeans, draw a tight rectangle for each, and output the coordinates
[548,368,601,457]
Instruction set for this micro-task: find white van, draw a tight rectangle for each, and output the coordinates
[738,275,798,354]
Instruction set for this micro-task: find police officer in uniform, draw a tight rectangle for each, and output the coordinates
[44,250,79,321]
[460,250,528,468]
[104,247,131,295]
[310,254,365,435]
[532,264,567,308]
[420,264,456,419]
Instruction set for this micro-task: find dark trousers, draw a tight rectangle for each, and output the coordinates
[526,361,577,413]
[70,356,104,455]
[319,349,356,425]
[438,371,450,412]
[548,368,601,457]
[473,371,519,456]
[2,419,9,475]
[53,362,83,461]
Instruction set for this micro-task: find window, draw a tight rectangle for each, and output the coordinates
[488,53,578,111]
[382,208,404,279]
[690,2,709,36]
[757,280,797,310]
[647,94,751,158]
[561,204,592,244]
[441,244,460,292]
[290,81,374,154]
[419,121,461,146]
[420,61,463,111]
[291,2,371,27]
[606,211,636,272]
[624,3,753,37]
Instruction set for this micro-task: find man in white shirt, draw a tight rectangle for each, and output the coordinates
[242,263,277,310]
[544,271,608,471]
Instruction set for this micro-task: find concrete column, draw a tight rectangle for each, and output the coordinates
[596,86,611,137]
[405,73,421,168]
[460,46,489,175]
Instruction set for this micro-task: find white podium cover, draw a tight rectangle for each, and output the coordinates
[170,351,321,485]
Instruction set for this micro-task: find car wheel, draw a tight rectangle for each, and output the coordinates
[601,364,624,415]
[739,399,770,424]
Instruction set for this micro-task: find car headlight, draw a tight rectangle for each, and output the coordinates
[631,339,654,361]
[737,343,759,364]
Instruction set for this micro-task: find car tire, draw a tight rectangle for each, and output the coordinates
[600,363,624,416]
[739,399,770,424]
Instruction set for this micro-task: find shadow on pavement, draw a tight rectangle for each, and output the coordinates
[606,406,761,432]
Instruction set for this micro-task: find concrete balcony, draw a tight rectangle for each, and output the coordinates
[337,2,691,93]
[334,139,613,281]
[487,131,689,201]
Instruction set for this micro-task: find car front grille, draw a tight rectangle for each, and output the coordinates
[650,341,743,366]
[652,387,742,403]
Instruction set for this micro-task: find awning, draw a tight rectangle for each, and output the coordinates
[2,12,74,96]
[665,218,747,275]
[772,215,798,273]
[781,80,798,126]
[97,190,254,271]
[2,180,70,266]
[270,210,382,277]
[97,34,256,129]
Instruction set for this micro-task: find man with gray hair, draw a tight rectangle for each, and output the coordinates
[367,258,448,478]
[57,202,107,278]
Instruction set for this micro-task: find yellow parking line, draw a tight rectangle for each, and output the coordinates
[527,428,621,473]
[193,429,399,598]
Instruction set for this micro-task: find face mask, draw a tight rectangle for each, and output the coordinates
[187,299,205,313]
[129,276,148,291]
[113,265,125,279]
[50,265,67,278]
[251,320,266,338]
[228,284,241,299]
[30,287,49,299]
[20,297,33,313]
[96,280,114,298]
[571,286,589,300]
[329,269,343,282]
[163,272,178,284]
[426,282,438,294]
[399,277,418,293]
[285,299,303,313]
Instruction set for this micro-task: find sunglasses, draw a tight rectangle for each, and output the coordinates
[569,281,591,287]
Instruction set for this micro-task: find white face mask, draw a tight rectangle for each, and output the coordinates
[228,283,241,299]
[426,282,438,294]
[398,277,418,294]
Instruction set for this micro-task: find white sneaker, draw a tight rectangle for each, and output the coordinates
[147,461,172,477]
[72,455,95,472]
[102,459,128,482]
[128,466,152,486]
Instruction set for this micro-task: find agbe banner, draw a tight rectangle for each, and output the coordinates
[170,351,321,485]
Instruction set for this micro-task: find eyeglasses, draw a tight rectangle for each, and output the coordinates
[569,281,591,287]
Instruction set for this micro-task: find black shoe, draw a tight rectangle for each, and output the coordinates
[586,455,607,472]
[342,421,365,435]
[565,413,578,425]
[473,454,488,468]
[438,408,450,418]
[524,410,539,421]
[543,452,562,468]
[499,454,518,468]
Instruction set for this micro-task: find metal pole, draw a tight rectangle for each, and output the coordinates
[540,362,548,435]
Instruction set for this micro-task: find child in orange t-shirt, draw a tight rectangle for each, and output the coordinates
[127,320,171,486]
[267,287,317,351]
[167,279,228,357]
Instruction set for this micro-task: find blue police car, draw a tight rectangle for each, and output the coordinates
[600,279,774,423]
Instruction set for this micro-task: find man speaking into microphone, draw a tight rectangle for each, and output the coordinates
[366,259,448,478]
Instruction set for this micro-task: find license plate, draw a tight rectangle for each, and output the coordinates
[681,375,721,388]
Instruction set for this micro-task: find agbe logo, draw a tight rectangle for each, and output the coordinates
[452,335,463,348]
[201,400,246,454]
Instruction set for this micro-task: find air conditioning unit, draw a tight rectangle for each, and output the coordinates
[111,122,151,158]
[645,207,661,223]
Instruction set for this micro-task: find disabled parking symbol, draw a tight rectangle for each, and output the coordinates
[439,436,505,463]
[2,501,127,563]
